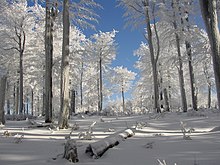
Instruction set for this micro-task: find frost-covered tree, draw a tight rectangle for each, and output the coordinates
[59,0,100,128]
[86,30,117,112]
[192,28,215,108]
[158,0,189,112]
[118,0,164,113]
[112,66,136,113]
[0,0,38,114]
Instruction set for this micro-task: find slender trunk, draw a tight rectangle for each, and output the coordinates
[71,89,76,114]
[186,41,197,110]
[122,86,125,113]
[0,75,7,125]
[15,79,19,115]
[97,63,100,112]
[208,84,211,108]
[26,94,29,115]
[99,57,103,112]
[6,82,10,115]
[13,84,16,115]
[144,0,160,113]
[19,45,24,114]
[59,0,70,129]
[31,89,34,116]
[80,62,83,109]
[37,95,40,116]
[200,0,220,110]
[45,1,53,123]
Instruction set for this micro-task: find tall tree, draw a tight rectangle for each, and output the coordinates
[45,0,57,123]
[88,30,117,112]
[171,0,188,112]
[112,66,136,113]
[0,1,36,114]
[199,0,220,109]
[119,0,161,112]
[59,0,70,129]
[182,0,198,110]
[57,0,100,128]
[0,69,7,125]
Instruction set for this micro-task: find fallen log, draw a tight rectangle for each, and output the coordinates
[28,119,56,128]
[85,129,134,159]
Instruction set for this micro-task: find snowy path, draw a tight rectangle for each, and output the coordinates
[1,111,220,165]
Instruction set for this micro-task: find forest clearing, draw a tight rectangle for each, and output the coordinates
[1,109,220,165]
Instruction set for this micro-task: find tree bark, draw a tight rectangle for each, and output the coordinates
[45,1,54,123]
[70,89,76,114]
[59,0,70,129]
[31,88,34,116]
[80,62,83,109]
[99,56,103,112]
[164,88,170,111]
[186,41,197,110]
[85,129,134,159]
[122,86,125,113]
[200,0,220,109]
[208,84,211,108]
[15,79,19,115]
[6,88,10,115]
[0,75,7,125]
[18,31,25,114]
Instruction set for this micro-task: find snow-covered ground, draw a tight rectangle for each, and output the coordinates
[1,110,220,165]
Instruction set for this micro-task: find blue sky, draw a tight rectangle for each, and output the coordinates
[84,0,144,74]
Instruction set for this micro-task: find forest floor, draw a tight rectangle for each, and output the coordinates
[0,109,220,165]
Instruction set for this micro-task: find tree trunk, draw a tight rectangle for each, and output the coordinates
[26,94,29,115]
[97,63,100,112]
[144,0,160,113]
[31,88,34,116]
[6,81,10,115]
[99,57,103,112]
[19,45,24,114]
[164,88,170,111]
[172,0,188,112]
[15,79,19,115]
[208,84,211,108]
[200,0,220,110]
[182,9,198,111]
[0,74,7,125]
[59,0,70,129]
[85,129,134,159]
[186,41,197,110]
[13,84,16,115]
[70,89,76,114]
[45,1,54,123]
[175,33,188,112]
[122,87,125,113]
[80,62,83,109]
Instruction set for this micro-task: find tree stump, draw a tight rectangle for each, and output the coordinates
[63,139,79,163]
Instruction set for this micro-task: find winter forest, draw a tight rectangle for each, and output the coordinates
[0,0,220,165]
